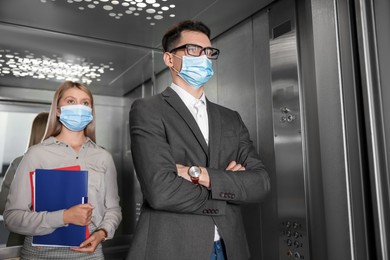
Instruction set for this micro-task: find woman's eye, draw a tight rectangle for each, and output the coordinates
[67,100,75,104]
[83,101,90,106]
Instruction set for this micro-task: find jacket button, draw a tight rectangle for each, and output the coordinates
[215,209,219,214]
[231,194,235,199]
[220,192,225,198]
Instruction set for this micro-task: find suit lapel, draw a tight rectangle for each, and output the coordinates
[162,87,209,157]
[207,99,221,168]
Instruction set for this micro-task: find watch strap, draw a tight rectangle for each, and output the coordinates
[190,177,199,184]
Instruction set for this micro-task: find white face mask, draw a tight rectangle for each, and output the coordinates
[59,105,93,132]
[176,55,214,88]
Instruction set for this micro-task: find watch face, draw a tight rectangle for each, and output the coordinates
[189,166,201,178]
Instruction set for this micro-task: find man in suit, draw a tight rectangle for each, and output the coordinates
[127,20,270,260]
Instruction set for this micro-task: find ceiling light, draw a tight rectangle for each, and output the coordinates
[40,0,176,24]
[0,49,114,85]
[103,5,113,10]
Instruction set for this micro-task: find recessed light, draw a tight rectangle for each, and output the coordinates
[0,49,114,85]
[39,0,176,22]
[103,5,113,10]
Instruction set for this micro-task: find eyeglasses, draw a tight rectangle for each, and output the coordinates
[169,44,220,60]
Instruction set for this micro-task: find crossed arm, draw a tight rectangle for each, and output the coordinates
[176,161,245,188]
[130,99,270,214]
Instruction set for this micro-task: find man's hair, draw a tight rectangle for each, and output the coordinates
[162,20,211,52]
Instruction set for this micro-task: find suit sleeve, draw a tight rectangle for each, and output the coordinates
[208,111,271,204]
[130,99,226,215]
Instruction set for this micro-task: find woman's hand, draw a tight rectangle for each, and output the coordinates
[70,230,106,254]
[63,203,94,226]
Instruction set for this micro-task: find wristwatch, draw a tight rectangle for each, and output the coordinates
[188,166,202,184]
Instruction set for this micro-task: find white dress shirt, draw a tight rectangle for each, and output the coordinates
[170,83,220,241]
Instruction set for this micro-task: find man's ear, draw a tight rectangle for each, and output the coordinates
[163,52,173,68]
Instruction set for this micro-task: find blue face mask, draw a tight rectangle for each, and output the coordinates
[59,105,93,132]
[178,55,214,89]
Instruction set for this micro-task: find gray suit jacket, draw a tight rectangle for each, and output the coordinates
[127,87,270,260]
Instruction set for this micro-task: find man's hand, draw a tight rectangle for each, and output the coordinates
[175,161,244,189]
[226,161,245,171]
[176,164,191,181]
[176,164,210,188]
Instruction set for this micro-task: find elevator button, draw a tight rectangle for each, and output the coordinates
[287,114,296,122]
[281,107,290,114]
[294,252,301,259]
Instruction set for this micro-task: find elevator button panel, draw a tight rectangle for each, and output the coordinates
[280,218,309,259]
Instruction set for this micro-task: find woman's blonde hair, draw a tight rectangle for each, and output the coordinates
[43,81,96,142]
[27,112,49,148]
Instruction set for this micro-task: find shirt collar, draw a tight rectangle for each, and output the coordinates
[170,83,207,108]
[43,136,97,147]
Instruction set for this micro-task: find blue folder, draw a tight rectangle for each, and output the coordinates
[32,168,88,247]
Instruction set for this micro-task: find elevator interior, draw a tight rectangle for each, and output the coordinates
[1,0,390,259]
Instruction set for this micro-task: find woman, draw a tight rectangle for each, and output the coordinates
[4,81,122,259]
[0,112,49,246]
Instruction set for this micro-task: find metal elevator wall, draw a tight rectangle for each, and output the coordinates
[1,0,389,259]
[269,1,309,259]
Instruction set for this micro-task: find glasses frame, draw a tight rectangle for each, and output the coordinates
[169,44,220,60]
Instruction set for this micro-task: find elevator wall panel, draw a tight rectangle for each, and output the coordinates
[214,20,257,145]
[268,1,311,259]
[213,19,264,260]
[252,9,280,260]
